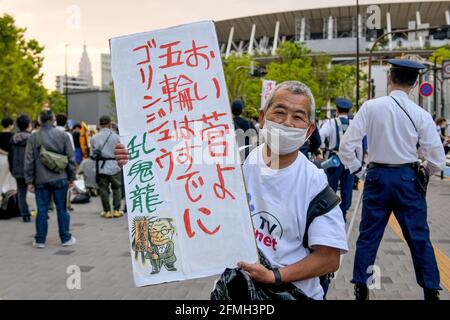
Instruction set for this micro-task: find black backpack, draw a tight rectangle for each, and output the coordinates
[303,185,341,299]
[0,191,21,220]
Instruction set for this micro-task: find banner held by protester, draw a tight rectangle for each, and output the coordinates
[110,21,258,287]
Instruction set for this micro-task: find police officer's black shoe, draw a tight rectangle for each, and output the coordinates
[354,283,369,300]
[424,289,440,301]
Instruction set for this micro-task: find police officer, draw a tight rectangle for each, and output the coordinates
[320,98,362,221]
[339,59,446,300]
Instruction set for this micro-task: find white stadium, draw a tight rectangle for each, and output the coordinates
[215,0,450,118]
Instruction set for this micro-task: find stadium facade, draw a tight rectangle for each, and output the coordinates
[215,1,450,118]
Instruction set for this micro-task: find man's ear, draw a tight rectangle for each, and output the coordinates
[411,80,419,90]
[307,122,317,139]
[259,110,265,128]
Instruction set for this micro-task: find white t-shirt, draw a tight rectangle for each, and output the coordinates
[243,144,348,300]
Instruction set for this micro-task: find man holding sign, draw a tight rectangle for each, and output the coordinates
[116,81,348,300]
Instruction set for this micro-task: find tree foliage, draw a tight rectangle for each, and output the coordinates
[0,14,47,118]
[222,54,261,118]
[46,91,67,116]
[429,45,450,65]
[223,42,367,120]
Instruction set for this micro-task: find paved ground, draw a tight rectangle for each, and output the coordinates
[0,175,448,300]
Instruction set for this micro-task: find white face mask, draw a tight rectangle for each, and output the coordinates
[260,119,309,155]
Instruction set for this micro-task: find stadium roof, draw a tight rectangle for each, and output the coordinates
[215,0,450,42]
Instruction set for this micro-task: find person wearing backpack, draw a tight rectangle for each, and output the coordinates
[90,115,123,219]
[24,110,76,248]
[8,114,32,222]
[319,98,363,221]
[115,81,348,300]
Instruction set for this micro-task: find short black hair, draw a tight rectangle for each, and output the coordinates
[73,123,82,130]
[337,107,350,114]
[99,115,111,126]
[390,68,418,87]
[16,114,31,131]
[39,110,55,124]
[56,113,68,127]
[1,117,13,129]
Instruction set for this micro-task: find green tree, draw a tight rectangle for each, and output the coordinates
[327,65,357,101]
[265,42,321,104]
[222,54,261,118]
[429,45,450,65]
[266,42,366,118]
[45,91,67,116]
[0,14,47,118]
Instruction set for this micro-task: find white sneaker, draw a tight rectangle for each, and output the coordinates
[32,241,46,249]
[62,236,76,247]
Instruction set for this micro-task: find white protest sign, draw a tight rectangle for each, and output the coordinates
[110,21,258,287]
[261,80,276,109]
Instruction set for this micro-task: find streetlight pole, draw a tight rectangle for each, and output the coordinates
[65,44,69,117]
[356,0,360,111]
[433,56,437,118]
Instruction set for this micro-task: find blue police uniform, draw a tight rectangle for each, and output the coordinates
[339,59,446,299]
[319,98,362,220]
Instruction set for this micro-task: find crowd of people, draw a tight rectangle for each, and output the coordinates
[0,110,124,249]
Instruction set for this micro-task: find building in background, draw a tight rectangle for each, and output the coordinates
[55,75,90,94]
[101,53,112,90]
[216,1,450,57]
[56,43,96,94]
[215,0,450,118]
[68,90,116,126]
[79,43,94,88]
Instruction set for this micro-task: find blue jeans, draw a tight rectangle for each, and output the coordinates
[16,178,30,218]
[35,179,72,244]
[352,167,441,290]
[326,163,354,220]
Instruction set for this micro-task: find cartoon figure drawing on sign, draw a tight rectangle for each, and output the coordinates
[131,217,177,274]
[147,218,177,274]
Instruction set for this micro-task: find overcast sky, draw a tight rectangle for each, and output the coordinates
[0,0,440,90]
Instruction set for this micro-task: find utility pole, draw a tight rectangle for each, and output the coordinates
[418,72,423,107]
[441,77,445,118]
[356,0,360,111]
[434,56,437,118]
[65,44,69,117]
